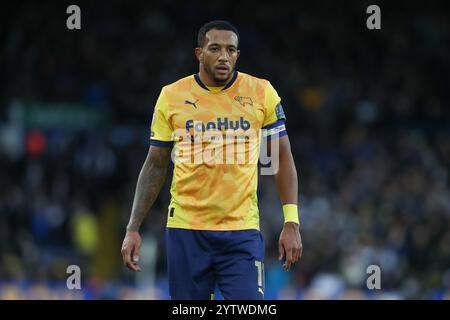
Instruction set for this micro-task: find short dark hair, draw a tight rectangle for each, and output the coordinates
[197,20,240,48]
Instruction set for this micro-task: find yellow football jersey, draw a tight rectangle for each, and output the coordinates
[150,71,287,230]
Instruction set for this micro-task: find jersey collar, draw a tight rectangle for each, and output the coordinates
[194,71,238,92]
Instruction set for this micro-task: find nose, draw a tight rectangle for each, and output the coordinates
[218,48,229,62]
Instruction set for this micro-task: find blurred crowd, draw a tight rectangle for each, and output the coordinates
[1,1,449,299]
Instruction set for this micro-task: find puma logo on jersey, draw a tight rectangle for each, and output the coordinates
[185,99,199,108]
[234,96,253,107]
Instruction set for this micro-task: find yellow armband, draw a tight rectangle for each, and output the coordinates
[282,204,299,224]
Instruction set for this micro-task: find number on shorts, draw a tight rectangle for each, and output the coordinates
[255,260,264,288]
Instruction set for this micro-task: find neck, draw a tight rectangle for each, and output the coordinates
[198,66,232,87]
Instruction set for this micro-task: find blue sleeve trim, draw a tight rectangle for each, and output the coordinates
[150,139,173,148]
[262,120,285,130]
[266,130,288,141]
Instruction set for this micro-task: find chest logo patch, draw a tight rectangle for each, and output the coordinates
[234,96,253,107]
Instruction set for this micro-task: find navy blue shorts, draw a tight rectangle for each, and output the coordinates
[165,228,265,300]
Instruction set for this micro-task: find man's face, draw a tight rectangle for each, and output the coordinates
[196,29,240,85]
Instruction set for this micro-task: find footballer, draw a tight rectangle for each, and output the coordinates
[121,20,302,300]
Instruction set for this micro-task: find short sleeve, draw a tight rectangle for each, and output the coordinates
[262,82,287,140]
[150,89,173,147]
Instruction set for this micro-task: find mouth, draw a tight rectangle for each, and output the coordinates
[215,65,230,75]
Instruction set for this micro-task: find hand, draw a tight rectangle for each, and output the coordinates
[278,222,303,272]
[121,230,142,272]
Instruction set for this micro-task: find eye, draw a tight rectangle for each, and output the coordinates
[228,48,236,53]
[210,47,219,52]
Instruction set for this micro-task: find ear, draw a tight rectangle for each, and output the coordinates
[236,49,240,60]
[195,47,203,62]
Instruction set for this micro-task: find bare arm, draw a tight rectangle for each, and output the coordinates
[121,145,171,271]
[274,135,298,205]
[272,135,303,271]
[126,145,171,231]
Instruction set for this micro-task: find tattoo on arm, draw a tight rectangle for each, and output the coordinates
[126,146,171,232]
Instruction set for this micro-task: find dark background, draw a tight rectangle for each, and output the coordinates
[1,0,449,299]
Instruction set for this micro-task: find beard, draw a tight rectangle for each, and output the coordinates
[204,63,232,85]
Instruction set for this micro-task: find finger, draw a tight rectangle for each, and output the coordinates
[297,238,303,260]
[295,242,301,262]
[133,261,142,272]
[130,246,141,269]
[284,259,291,272]
[132,244,140,263]
[290,244,297,263]
[298,244,303,260]
[278,241,285,261]
[292,236,301,262]
[286,247,293,264]
[292,248,299,263]
[285,248,293,271]
[121,246,131,266]
[126,261,141,272]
